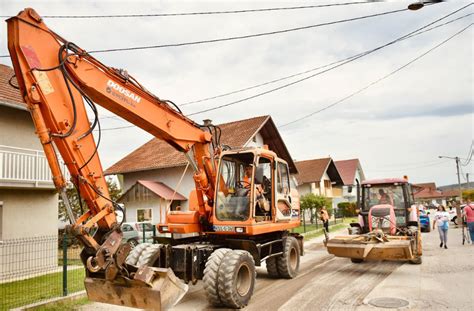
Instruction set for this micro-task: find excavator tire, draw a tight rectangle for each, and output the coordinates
[277,237,300,279]
[217,250,256,309]
[137,244,161,267]
[266,256,279,277]
[203,248,232,307]
[125,243,151,266]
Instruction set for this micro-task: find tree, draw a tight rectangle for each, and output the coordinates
[300,193,333,223]
[462,189,474,202]
[337,202,358,217]
[59,178,122,221]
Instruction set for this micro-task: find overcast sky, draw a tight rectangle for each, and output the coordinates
[1,0,472,187]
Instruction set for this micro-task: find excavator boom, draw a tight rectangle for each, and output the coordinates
[7,8,218,309]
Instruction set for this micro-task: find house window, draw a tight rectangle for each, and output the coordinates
[137,208,152,222]
[324,180,331,189]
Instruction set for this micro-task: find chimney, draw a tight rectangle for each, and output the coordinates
[203,119,213,126]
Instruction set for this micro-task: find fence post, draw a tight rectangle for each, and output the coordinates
[303,210,306,233]
[142,223,146,243]
[62,233,68,297]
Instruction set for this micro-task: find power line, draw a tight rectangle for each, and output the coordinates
[97,6,472,132]
[278,22,472,128]
[0,2,375,19]
[0,7,409,58]
[181,11,472,107]
[461,140,473,166]
[66,8,411,55]
[187,4,473,117]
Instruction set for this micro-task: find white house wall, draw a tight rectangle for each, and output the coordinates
[0,189,57,240]
[0,106,42,149]
[124,196,167,225]
[123,167,195,211]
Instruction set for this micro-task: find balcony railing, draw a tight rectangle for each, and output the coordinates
[0,145,69,189]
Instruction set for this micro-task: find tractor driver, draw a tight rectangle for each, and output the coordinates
[378,189,392,205]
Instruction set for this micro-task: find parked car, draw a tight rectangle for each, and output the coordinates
[419,210,431,232]
[121,222,155,246]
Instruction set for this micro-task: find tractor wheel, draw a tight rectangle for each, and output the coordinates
[203,248,232,307]
[351,258,364,263]
[125,243,150,266]
[217,250,256,309]
[277,237,300,279]
[137,244,161,267]
[409,256,422,265]
[266,256,279,278]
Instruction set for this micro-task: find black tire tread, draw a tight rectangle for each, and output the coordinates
[277,237,300,279]
[266,256,279,277]
[217,250,256,309]
[125,243,150,266]
[203,248,232,307]
[137,244,161,267]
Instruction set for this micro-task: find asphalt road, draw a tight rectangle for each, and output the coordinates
[82,224,473,311]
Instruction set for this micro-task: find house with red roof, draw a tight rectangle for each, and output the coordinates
[294,157,343,200]
[106,115,297,224]
[334,159,366,203]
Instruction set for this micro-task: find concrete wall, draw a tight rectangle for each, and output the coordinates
[0,105,41,149]
[0,189,57,240]
[123,167,195,211]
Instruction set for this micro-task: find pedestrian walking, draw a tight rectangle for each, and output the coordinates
[433,205,449,249]
[463,199,474,244]
[320,207,329,233]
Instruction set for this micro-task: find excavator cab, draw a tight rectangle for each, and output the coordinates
[213,148,297,229]
[326,178,422,264]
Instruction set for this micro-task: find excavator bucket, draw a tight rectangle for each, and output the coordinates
[85,267,188,310]
[326,235,415,261]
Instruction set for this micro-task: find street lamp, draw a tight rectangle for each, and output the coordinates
[439,155,463,225]
[408,0,445,11]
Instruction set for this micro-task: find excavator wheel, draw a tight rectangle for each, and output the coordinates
[266,256,279,277]
[217,250,256,309]
[125,243,151,266]
[137,244,161,267]
[203,248,232,307]
[277,236,300,279]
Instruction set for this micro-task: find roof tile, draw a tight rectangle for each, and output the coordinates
[0,64,25,106]
[105,116,269,174]
[334,159,360,186]
[294,158,331,185]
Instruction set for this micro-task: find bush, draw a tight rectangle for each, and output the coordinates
[337,202,358,217]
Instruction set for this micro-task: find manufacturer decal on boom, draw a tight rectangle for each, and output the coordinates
[106,80,141,106]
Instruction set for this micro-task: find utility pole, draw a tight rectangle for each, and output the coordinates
[439,155,463,226]
[467,173,470,189]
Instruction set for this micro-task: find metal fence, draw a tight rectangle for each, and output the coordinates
[0,234,84,310]
[298,210,344,233]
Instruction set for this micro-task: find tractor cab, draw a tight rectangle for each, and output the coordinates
[326,177,422,264]
[358,178,416,234]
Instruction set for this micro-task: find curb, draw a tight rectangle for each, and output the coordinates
[12,291,87,310]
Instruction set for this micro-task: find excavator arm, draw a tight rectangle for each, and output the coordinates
[7,8,218,309]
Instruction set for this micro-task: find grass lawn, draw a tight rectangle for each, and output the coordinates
[0,268,85,310]
[292,217,357,235]
[30,296,89,311]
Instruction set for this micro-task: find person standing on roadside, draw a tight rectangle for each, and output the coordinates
[463,199,474,244]
[433,205,449,249]
[320,207,329,233]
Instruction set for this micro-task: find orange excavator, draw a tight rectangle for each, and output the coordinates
[7,8,302,310]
